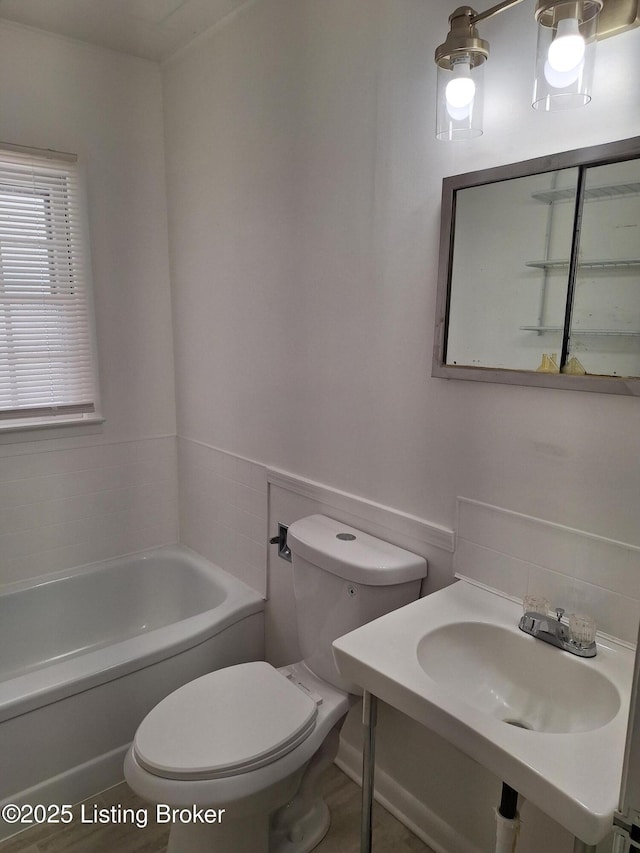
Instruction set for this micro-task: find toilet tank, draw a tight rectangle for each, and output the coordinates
[287,515,427,692]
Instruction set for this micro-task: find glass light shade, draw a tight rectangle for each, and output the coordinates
[532,2,601,111]
[436,58,485,141]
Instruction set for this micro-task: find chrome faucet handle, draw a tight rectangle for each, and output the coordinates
[519,605,596,657]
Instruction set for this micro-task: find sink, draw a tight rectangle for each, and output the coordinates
[332,579,634,846]
[417,621,620,734]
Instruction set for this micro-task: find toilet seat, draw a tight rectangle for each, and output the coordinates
[133,662,318,781]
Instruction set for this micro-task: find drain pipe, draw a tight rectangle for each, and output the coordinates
[495,782,520,853]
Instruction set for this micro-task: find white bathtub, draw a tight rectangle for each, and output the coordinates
[0,545,265,839]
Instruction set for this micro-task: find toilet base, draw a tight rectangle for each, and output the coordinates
[271,799,330,853]
[270,723,341,853]
[167,813,271,853]
[165,770,304,853]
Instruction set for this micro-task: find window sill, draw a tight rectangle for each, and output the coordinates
[0,415,105,444]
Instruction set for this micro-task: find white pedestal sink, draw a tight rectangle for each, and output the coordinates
[332,579,635,846]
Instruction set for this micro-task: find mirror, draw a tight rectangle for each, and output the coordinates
[433,136,640,395]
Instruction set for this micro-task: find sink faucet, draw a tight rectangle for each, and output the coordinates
[518,606,597,658]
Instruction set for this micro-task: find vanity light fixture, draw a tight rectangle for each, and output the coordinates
[532,0,602,110]
[435,0,640,140]
[435,5,490,140]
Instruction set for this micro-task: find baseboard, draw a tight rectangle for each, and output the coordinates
[3,737,484,850]
[0,744,128,842]
[335,740,483,853]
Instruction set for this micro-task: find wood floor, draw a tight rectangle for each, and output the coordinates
[0,764,434,853]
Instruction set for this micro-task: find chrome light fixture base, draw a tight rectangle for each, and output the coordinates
[434,6,490,70]
[534,0,604,29]
[534,0,640,36]
[596,0,640,37]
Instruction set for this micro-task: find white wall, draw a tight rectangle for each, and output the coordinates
[163,2,640,850]
[163,0,640,548]
[0,23,178,586]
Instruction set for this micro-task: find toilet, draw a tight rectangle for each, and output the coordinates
[124,514,427,853]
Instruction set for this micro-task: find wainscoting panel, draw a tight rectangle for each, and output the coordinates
[0,436,178,587]
[456,497,640,644]
[178,437,267,597]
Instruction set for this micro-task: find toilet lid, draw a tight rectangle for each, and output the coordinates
[133,661,318,781]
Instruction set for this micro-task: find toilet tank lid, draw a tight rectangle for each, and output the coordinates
[287,515,427,585]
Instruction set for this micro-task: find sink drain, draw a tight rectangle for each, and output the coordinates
[503,718,533,730]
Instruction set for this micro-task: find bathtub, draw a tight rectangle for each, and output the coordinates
[0,545,265,839]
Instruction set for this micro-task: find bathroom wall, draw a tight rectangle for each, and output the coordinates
[162,1,640,850]
[0,23,178,587]
[163,0,640,549]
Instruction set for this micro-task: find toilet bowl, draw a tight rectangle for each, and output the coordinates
[125,515,427,852]
[125,660,351,852]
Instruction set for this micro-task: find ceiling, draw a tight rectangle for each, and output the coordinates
[0,0,252,62]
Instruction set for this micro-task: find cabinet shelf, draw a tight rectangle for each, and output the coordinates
[525,258,640,270]
[520,325,640,336]
[531,181,640,204]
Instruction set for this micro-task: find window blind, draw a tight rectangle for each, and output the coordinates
[0,145,98,425]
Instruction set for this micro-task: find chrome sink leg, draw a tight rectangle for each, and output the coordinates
[361,691,377,853]
[573,839,597,853]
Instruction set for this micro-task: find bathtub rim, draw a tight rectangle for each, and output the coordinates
[0,544,265,724]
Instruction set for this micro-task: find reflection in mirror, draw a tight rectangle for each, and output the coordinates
[447,169,578,371]
[570,159,640,377]
[433,136,640,395]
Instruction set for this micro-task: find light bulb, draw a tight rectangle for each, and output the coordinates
[547,18,585,73]
[544,57,583,88]
[445,59,475,120]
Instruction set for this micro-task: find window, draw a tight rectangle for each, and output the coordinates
[0,145,100,429]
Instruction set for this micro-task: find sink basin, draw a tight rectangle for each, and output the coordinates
[332,579,634,846]
[417,621,620,734]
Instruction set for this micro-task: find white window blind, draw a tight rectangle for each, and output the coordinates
[0,145,99,427]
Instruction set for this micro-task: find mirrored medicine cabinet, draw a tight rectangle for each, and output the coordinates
[433,136,640,395]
